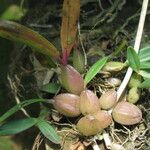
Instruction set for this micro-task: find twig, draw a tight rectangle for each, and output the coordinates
[97,0,104,11]
[116,0,149,101]
[32,133,43,150]
[20,0,25,10]
[7,74,30,117]
[78,22,87,66]
[29,24,53,28]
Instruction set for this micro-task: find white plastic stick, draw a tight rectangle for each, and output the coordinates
[117,0,149,100]
[92,139,101,150]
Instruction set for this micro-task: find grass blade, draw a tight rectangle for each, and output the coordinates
[0,99,48,123]
[84,57,108,85]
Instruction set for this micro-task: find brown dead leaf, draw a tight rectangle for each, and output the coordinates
[61,0,80,58]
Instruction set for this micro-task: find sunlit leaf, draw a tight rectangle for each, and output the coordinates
[0,118,37,135]
[139,78,150,88]
[140,61,150,69]
[0,99,48,123]
[0,5,27,21]
[0,20,60,60]
[138,70,150,79]
[37,120,60,144]
[61,0,80,57]
[84,57,108,85]
[127,46,140,71]
[40,83,60,94]
[139,47,150,62]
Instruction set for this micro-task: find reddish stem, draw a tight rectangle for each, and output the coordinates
[59,49,69,66]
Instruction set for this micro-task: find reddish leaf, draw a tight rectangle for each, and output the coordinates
[0,20,60,61]
[61,0,80,62]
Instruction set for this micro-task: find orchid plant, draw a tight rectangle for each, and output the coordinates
[0,0,150,149]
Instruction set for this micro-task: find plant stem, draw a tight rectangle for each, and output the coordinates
[116,0,149,101]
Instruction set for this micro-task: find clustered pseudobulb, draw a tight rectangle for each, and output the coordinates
[53,63,142,136]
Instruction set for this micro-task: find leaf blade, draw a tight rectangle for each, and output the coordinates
[0,99,48,123]
[37,120,60,144]
[139,47,150,62]
[139,79,150,88]
[138,70,150,79]
[140,61,150,69]
[0,20,60,60]
[40,83,60,94]
[139,78,150,88]
[84,57,108,85]
[0,118,37,136]
[61,0,80,56]
[127,46,140,71]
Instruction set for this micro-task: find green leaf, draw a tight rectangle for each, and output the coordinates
[37,120,60,144]
[0,118,37,136]
[127,46,140,71]
[138,70,150,79]
[140,61,150,69]
[0,20,60,60]
[84,57,108,85]
[0,5,27,21]
[0,99,49,123]
[139,78,150,88]
[139,47,150,62]
[40,83,60,94]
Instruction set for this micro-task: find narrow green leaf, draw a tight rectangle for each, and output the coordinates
[139,78,150,88]
[138,70,150,79]
[40,83,60,94]
[0,20,60,60]
[0,118,37,136]
[37,120,60,144]
[140,61,150,69]
[127,46,140,71]
[84,57,108,85]
[139,47,150,62]
[0,99,49,123]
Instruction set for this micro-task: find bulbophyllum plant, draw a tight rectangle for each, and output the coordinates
[0,0,150,149]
